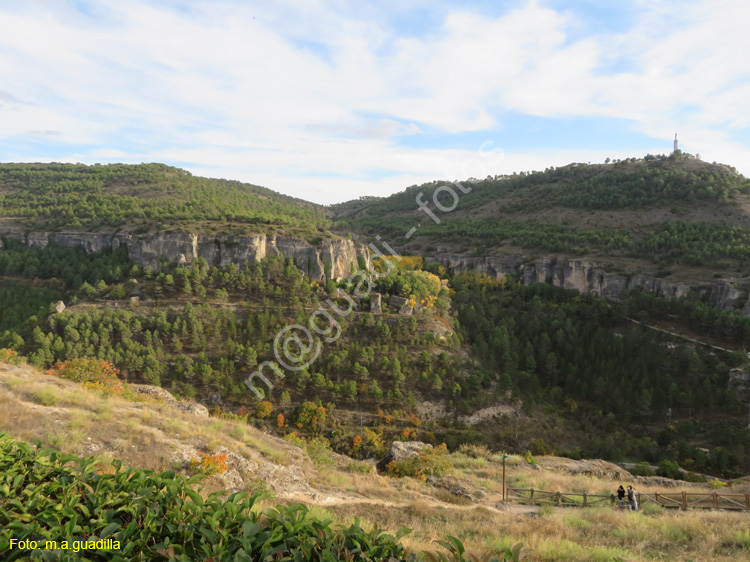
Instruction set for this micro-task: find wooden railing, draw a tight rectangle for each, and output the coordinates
[507,487,750,511]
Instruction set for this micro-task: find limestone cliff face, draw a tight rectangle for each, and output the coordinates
[0,229,369,281]
[433,252,749,313]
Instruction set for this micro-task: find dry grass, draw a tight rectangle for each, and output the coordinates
[0,362,297,482]
[2,362,749,562]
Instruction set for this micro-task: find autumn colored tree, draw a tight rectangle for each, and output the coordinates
[48,357,123,394]
[294,401,327,434]
[256,400,273,419]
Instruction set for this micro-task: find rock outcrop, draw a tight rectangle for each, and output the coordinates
[426,475,486,502]
[128,384,209,417]
[729,368,750,401]
[389,295,413,315]
[376,440,432,472]
[370,293,382,313]
[432,253,750,313]
[0,229,370,282]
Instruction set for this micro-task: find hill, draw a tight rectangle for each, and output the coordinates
[2,156,750,559]
[335,153,750,283]
[2,360,750,562]
[0,162,329,239]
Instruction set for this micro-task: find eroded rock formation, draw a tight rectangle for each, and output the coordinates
[0,229,370,282]
[433,253,749,313]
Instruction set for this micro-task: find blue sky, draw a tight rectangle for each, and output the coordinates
[1,0,749,203]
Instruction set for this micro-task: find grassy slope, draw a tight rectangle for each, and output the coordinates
[2,360,749,562]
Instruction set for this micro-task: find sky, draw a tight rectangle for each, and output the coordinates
[1,0,749,204]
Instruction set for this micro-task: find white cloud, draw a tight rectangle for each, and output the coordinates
[0,0,748,204]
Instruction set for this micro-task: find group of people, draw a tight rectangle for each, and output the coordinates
[616,485,639,511]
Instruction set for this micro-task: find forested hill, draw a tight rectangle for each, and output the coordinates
[334,153,750,276]
[0,162,330,239]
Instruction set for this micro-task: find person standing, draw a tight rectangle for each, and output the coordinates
[617,485,626,509]
[627,485,639,512]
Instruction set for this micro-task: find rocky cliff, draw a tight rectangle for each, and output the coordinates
[0,229,369,282]
[433,252,750,314]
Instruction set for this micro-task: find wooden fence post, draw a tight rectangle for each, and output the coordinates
[713,493,718,509]
[682,491,687,510]
[530,489,535,506]
[745,494,749,511]
[655,492,659,505]
[610,494,615,507]
[556,492,562,507]
[583,492,588,507]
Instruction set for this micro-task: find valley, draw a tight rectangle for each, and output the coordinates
[2,157,750,560]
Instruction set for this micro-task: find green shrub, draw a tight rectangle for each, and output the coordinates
[305,437,335,469]
[709,478,728,489]
[523,451,537,465]
[283,432,307,449]
[0,433,409,561]
[683,471,707,483]
[0,348,22,365]
[48,358,124,396]
[656,459,682,480]
[32,388,58,406]
[343,460,374,475]
[558,447,582,460]
[530,438,552,456]
[628,461,655,477]
[641,502,664,516]
[387,444,452,480]
[732,530,750,550]
[0,432,516,561]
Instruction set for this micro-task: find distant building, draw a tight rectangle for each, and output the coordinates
[673,133,678,153]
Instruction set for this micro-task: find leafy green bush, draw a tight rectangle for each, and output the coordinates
[0,433,523,561]
[657,459,683,480]
[283,432,307,449]
[709,478,728,489]
[48,358,125,396]
[386,444,452,480]
[343,460,374,475]
[628,461,655,477]
[0,348,22,365]
[0,433,409,561]
[530,438,552,456]
[305,437,335,469]
[683,471,707,483]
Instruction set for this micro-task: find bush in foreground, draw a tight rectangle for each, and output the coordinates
[0,433,408,561]
[0,433,520,561]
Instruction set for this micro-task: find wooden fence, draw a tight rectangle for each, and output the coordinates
[507,487,750,511]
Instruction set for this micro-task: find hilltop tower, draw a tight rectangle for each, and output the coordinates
[673,133,678,153]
